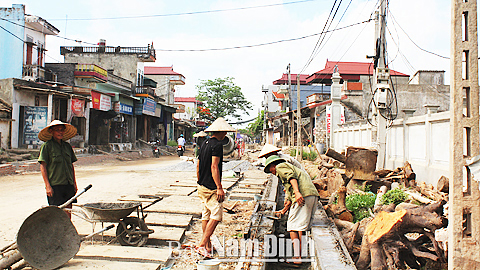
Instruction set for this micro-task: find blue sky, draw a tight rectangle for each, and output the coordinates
[0,0,452,121]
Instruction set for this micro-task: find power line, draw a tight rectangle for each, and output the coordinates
[154,19,372,52]
[47,0,316,21]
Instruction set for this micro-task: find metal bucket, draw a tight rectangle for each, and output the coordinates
[16,206,81,270]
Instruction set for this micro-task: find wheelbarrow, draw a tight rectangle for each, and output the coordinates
[71,201,154,247]
[0,185,114,270]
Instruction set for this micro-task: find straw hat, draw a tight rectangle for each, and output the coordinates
[264,155,285,173]
[38,120,77,142]
[193,131,208,137]
[205,117,236,132]
[258,144,281,158]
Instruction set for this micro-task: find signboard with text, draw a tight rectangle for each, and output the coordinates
[91,91,111,111]
[142,98,156,116]
[71,99,85,117]
[23,106,48,145]
[114,102,133,115]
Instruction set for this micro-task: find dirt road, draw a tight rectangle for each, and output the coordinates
[0,155,185,248]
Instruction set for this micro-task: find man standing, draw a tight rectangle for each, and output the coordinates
[38,120,78,218]
[177,134,186,152]
[195,118,235,258]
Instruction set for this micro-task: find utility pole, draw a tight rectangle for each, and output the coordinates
[262,85,268,144]
[449,0,480,268]
[296,74,302,161]
[372,0,389,169]
[287,64,294,147]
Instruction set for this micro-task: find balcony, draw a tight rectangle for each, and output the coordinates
[134,86,156,98]
[60,44,156,62]
[74,64,108,82]
[23,65,57,82]
[107,72,133,93]
[168,75,185,85]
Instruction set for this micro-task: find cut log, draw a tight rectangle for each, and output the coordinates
[356,201,447,270]
[325,148,346,163]
[403,161,416,180]
[324,186,353,222]
[437,176,449,193]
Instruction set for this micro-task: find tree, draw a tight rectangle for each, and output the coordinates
[196,77,252,121]
[241,110,264,138]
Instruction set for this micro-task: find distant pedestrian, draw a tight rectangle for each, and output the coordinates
[38,120,78,219]
[195,117,235,258]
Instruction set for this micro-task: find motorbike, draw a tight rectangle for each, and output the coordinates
[177,145,184,157]
[151,141,160,158]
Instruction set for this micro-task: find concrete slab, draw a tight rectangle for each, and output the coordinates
[117,195,161,203]
[238,184,265,190]
[145,212,192,228]
[145,195,202,216]
[229,193,256,200]
[230,188,262,194]
[148,225,186,243]
[156,187,197,196]
[65,244,170,269]
[170,183,197,187]
[242,179,268,185]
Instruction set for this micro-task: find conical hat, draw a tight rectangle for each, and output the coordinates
[38,120,77,142]
[205,117,236,132]
[258,144,281,158]
[193,131,208,137]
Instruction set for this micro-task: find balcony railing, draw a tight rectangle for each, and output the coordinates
[23,65,56,82]
[74,64,108,82]
[107,72,133,91]
[134,86,156,97]
[61,45,156,61]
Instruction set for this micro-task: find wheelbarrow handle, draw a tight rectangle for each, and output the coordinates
[59,184,93,209]
[82,224,115,241]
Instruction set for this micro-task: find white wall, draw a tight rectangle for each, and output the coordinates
[332,111,451,186]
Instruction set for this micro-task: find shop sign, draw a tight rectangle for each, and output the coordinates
[114,102,133,115]
[71,99,85,117]
[91,91,111,111]
[142,98,156,116]
[155,106,161,118]
[23,106,48,145]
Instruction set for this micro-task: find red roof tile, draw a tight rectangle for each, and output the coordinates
[307,60,409,84]
[273,74,309,85]
[145,66,184,77]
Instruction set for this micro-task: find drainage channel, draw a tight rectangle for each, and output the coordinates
[238,174,356,270]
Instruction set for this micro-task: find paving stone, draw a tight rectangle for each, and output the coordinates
[145,213,192,228]
[229,193,257,200]
[156,187,197,196]
[147,225,186,243]
[117,195,161,203]
[144,195,202,216]
[230,188,262,194]
[238,184,265,189]
[66,244,171,269]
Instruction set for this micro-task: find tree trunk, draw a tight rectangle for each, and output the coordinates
[325,148,346,163]
[437,175,449,193]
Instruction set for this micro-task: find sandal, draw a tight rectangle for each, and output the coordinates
[194,246,213,259]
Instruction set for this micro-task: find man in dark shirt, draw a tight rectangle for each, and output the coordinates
[195,117,235,258]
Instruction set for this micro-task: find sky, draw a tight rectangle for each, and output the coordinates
[0,0,452,124]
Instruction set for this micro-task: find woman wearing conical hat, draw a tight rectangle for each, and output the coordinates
[38,120,78,219]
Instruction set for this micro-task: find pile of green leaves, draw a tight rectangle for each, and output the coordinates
[167,140,178,147]
[381,189,408,206]
[288,149,318,161]
[346,193,376,223]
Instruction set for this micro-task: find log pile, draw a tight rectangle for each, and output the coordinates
[300,148,450,269]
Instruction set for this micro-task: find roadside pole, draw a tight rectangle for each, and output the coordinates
[296,74,302,161]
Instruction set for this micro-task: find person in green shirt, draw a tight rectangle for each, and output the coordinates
[38,120,78,218]
[264,155,319,265]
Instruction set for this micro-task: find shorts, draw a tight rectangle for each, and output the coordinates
[287,196,318,232]
[47,184,77,206]
[198,185,223,221]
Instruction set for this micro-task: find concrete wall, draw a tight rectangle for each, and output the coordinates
[174,101,199,120]
[0,121,10,149]
[410,71,445,85]
[332,111,451,187]
[0,78,14,104]
[147,74,174,104]
[63,54,140,85]
[0,4,25,80]
[45,63,76,85]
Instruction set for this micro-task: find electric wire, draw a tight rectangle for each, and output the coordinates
[47,0,316,21]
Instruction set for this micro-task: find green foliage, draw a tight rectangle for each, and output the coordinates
[346,193,376,223]
[244,110,264,138]
[354,184,372,193]
[381,189,408,206]
[290,148,296,157]
[302,150,317,161]
[167,140,178,147]
[196,77,252,120]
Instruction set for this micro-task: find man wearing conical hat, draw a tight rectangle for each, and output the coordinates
[258,144,306,172]
[195,117,235,258]
[38,120,78,218]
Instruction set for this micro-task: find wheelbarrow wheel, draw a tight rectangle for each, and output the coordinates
[116,217,149,247]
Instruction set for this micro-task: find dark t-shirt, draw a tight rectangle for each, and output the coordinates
[198,137,223,190]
